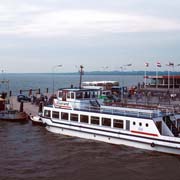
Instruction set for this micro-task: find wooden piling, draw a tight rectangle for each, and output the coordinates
[20,101,24,112]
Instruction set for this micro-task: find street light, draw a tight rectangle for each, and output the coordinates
[52,65,62,95]
[79,65,84,89]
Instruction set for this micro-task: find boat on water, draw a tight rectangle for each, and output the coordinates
[30,115,43,125]
[41,88,180,155]
[0,80,28,122]
[0,109,27,121]
[82,80,120,90]
[82,80,121,102]
[0,98,27,121]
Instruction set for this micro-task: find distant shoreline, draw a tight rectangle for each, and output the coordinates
[5,71,180,76]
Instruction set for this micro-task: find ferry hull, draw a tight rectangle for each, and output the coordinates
[43,119,180,155]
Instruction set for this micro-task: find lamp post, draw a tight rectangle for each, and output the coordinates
[79,65,84,89]
[169,57,175,93]
[52,65,62,95]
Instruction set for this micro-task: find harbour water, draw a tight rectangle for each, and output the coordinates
[0,74,180,180]
[4,74,143,95]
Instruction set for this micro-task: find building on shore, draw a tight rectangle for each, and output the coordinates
[146,75,180,89]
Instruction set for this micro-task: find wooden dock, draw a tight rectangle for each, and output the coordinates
[10,96,39,116]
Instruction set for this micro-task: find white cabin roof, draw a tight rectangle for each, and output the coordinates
[82,81,119,85]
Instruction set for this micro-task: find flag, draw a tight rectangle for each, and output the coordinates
[145,62,149,67]
[157,62,161,67]
[168,62,174,66]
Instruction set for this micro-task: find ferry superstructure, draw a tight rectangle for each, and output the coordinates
[41,88,180,155]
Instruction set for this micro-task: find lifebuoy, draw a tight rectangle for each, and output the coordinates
[151,142,155,147]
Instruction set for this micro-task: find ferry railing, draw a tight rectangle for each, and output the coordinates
[100,106,156,119]
[73,101,160,119]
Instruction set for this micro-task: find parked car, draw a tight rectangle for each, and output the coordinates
[17,94,31,102]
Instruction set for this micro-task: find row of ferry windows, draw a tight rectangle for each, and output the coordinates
[59,91,98,99]
[44,110,124,129]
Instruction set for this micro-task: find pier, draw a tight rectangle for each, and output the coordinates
[8,85,180,117]
[10,96,39,116]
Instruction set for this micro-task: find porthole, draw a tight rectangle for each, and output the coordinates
[139,122,142,126]
[133,122,136,125]
[146,123,149,127]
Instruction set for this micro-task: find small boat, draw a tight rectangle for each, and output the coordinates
[0,95,28,122]
[0,80,28,122]
[30,115,43,125]
[0,110,28,121]
[40,87,180,155]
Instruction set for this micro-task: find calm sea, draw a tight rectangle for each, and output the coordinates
[0,74,180,180]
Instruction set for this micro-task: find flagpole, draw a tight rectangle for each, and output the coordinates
[144,68,146,89]
[168,66,170,90]
[156,65,158,88]
[173,65,175,93]
[144,62,149,89]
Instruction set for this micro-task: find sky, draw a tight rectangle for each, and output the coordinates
[0,0,180,73]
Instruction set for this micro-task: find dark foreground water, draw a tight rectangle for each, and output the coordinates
[0,121,180,180]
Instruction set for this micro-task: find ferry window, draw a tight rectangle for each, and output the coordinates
[80,115,89,123]
[102,117,111,127]
[146,123,149,127]
[62,92,66,101]
[44,110,51,118]
[71,93,74,99]
[139,122,142,126]
[61,112,69,120]
[133,122,136,125]
[76,92,83,99]
[59,91,62,98]
[67,92,70,99]
[92,92,96,98]
[126,120,130,131]
[114,119,123,129]
[84,92,90,98]
[70,113,78,121]
[91,116,99,125]
[52,111,59,119]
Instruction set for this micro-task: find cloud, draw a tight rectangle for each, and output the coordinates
[0,3,180,38]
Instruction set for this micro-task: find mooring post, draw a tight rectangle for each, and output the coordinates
[20,101,24,112]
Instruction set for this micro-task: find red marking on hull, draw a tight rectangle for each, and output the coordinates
[131,130,158,137]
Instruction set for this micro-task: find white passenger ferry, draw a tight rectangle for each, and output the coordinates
[41,88,180,155]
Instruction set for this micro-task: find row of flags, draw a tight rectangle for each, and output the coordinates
[145,62,177,67]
